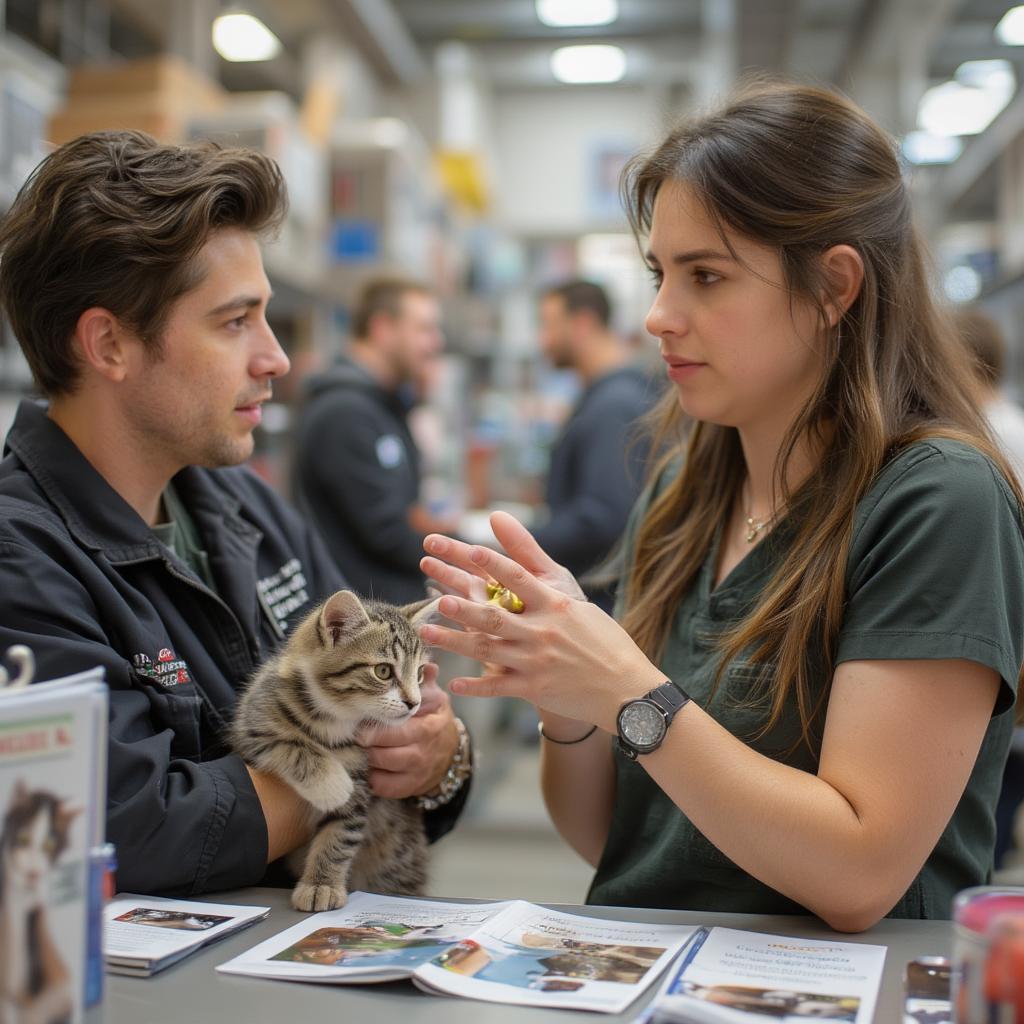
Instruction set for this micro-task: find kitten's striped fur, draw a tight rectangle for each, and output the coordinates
[231,590,438,912]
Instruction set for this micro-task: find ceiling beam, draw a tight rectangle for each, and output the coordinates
[327,0,427,86]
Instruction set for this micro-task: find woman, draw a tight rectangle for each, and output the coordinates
[420,82,1024,931]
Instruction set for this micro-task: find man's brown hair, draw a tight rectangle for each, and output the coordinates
[0,130,287,396]
[351,276,432,340]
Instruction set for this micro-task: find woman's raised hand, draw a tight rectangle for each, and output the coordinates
[419,512,662,730]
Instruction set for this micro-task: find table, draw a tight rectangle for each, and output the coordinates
[100,887,952,1022]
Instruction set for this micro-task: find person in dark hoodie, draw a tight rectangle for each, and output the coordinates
[293,277,453,604]
[532,280,659,611]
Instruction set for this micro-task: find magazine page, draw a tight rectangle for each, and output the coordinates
[412,901,695,1014]
[217,891,513,984]
[105,895,272,971]
[0,680,107,1024]
[638,926,887,1024]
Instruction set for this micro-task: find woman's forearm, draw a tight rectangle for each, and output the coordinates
[641,658,997,932]
[538,715,616,868]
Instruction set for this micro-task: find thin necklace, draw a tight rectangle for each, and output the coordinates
[743,484,781,544]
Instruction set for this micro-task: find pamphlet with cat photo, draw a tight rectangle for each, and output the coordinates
[0,665,108,1024]
[104,895,272,976]
[636,926,887,1024]
[217,891,695,1013]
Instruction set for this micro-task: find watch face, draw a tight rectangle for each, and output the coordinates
[619,700,666,751]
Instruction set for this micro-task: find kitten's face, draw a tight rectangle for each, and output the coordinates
[308,591,439,727]
[1,784,73,904]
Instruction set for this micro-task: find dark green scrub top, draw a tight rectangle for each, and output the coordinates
[588,439,1024,919]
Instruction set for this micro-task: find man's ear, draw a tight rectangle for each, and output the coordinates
[73,307,139,383]
[820,244,865,327]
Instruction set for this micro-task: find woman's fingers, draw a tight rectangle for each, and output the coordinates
[489,511,564,578]
[447,670,528,700]
[421,557,489,602]
[436,594,527,641]
[420,621,522,670]
[424,534,554,609]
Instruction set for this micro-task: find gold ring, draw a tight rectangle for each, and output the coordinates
[486,581,525,613]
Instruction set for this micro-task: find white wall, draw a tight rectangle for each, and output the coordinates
[491,86,666,237]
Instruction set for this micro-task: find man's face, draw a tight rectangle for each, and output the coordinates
[539,294,573,368]
[119,227,289,474]
[390,291,444,394]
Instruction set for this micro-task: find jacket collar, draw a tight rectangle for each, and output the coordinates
[3,400,248,566]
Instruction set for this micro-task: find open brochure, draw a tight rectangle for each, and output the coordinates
[217,891,695,1013]
[0,660,108,1024]
[637,926,887,1024]
[104,895,271,976]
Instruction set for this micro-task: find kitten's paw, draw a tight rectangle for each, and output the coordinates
[292,883,349,912]
[304,769,355,813]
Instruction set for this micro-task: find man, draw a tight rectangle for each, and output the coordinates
[532,280,658,610]
[292,277,453,604]
[0,132,469,897]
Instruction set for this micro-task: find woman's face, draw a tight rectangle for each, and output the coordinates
[644,180,826,436]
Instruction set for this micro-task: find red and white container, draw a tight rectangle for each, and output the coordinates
[952,886,1024,1023]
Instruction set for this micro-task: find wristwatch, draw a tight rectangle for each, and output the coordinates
[616,681,691,760]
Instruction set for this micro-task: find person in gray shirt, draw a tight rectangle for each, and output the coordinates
[532,280,659,611]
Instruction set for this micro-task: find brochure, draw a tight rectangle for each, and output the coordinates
[218,891,695,1013]
[0,659,108,1024]
[637,926,887,1023]
[104,895,271,976]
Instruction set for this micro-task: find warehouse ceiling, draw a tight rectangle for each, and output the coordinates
[10,0,1024,120]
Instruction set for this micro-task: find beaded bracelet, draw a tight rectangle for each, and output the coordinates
[537,721,598,745]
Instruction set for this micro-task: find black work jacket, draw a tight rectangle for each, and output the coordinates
[0,401,464,896]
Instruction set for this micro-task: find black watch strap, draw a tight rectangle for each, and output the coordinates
[647,681,690,716]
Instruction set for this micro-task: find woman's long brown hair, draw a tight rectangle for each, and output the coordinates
[620,81,1024,749]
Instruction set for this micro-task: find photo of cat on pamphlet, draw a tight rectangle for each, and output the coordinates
[113,908,234,932]
[272,920,461,970]
[436,933,668,990]
[0,780,80,1024]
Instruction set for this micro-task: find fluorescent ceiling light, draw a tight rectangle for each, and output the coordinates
[901,131,963,165]
[996,5,1024,45]
[212,12,281,62]
[551,44,626,84]
[537,0,618,28]
[916,60,1016,137]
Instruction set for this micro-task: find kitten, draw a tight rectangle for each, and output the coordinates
[232,589,439,912]
[0,781,78,1024]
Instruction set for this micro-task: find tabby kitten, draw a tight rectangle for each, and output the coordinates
[232,589,439,912]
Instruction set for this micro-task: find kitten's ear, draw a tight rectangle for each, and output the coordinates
[12,778,29,803]
[320,590,371,646]
[402,596,442,629]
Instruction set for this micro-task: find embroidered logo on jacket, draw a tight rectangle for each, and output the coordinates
[257,557,309,633]
[133,650,192,688]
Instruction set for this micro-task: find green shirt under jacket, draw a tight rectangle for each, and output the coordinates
[588,439,1024,919]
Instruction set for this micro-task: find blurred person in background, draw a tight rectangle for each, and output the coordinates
[292,277,455,604]
[955,305,1024,875]
[532,280,658,611]
[421,82,1024,930]
[955,306,1024,483]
